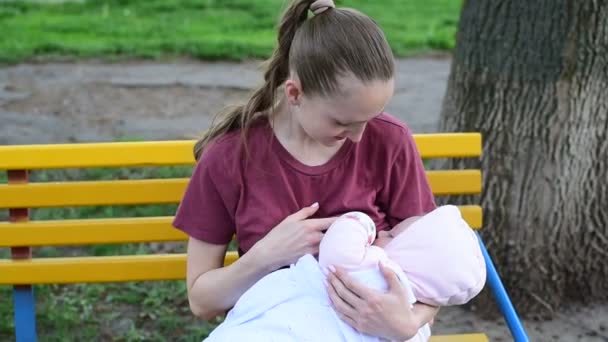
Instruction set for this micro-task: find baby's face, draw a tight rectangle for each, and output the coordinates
[373,216,421,248]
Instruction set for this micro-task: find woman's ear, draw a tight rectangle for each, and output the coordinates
[284,78,302,106]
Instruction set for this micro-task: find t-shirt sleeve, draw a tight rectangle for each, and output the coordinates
[172,144,237,245]
[378,125,437,228]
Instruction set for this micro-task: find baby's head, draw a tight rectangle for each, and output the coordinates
[373,215,421,248]
[381,205,487,306]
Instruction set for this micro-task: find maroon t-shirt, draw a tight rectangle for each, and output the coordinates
[173,113,436,257]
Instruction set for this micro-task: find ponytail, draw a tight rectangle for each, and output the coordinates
[193,0,314,160]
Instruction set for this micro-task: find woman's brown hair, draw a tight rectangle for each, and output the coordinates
[194,0,394,160]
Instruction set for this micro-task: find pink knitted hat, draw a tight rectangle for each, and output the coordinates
[384,205,486,306]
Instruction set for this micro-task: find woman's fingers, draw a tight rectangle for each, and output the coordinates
[326,264,419,340]
[328,269,367,307]
[307,217,339,231]
[326,275,359,318]
[288,202,320,221]
[333,307,359,330]
[332,266,374,300]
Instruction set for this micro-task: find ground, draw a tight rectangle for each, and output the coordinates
[1,57,607,341]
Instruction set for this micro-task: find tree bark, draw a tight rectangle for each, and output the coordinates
[439,0,608,319]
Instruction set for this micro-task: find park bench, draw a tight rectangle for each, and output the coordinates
[0,134,528,341]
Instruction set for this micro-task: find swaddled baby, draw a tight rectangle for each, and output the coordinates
[319,211,433,341]
[320,205,486,307]
[204,205,486,342]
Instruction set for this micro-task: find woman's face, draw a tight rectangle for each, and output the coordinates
[285,74,395,147]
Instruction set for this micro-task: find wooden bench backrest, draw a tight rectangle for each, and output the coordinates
[0,134,482,284]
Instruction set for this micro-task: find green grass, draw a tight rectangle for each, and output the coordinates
[0,281,224,341]
[0,0,460,64]
[0,165,231,341]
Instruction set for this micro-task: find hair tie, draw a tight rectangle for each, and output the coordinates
[310,0,335,15]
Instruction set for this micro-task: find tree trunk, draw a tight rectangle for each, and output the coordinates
[439,0,608,319]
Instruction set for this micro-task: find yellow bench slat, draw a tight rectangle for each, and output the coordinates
[0,206,482,247]
[0,170,481,208]
[414,133,482,159]
[0,134,481,170]
[430,334,488,342]
[0,252,238,284]
[0,178,186,208]
[0,140,195,170]
[0,217,186,247]
[459,205,483,229]
[426,170,481,195]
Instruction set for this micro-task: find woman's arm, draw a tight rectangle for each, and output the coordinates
[186,204,337,320]
[412,302,439,327]
[186,237,274,320]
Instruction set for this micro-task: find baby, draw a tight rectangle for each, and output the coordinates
[319,211,433,341]
[321,205,486,307]
[204,205,486,342]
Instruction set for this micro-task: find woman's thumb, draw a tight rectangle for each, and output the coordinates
[380,261,405,294]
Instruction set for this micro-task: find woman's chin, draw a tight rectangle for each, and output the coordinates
[321,137,346,147]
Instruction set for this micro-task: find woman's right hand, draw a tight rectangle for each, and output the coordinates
[250,202,337,270]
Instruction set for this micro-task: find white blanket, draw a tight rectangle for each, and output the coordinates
[204,254,431,342]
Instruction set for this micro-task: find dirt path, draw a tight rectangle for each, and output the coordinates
[1,58,607,341]
[0,58,450,145]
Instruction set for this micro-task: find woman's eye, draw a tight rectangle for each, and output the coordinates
[334,120,348,127]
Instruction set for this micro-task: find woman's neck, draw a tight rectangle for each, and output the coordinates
[270,98,344,166]
[270,98,311,145]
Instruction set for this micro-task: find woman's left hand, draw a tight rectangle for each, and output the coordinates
[326,262,435,340]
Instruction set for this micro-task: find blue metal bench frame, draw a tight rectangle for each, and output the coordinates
[476,232,529,341]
